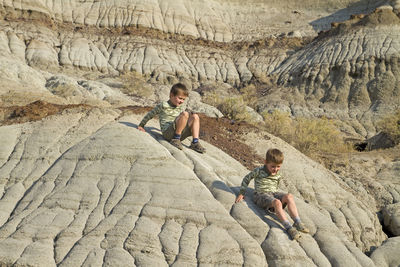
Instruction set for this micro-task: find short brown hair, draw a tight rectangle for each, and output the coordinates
[170,83,189,96]
[266,148,284,164]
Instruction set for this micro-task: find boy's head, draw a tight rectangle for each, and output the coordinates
[169,83,189,106]
[264,148,284,175]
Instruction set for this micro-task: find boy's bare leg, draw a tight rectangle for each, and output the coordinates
[174,111,189,135]
[188,113,200,139]
[273,198,301,240]
[272,199,289,222]
[282,193,299,219]
[187,113,205,153]
[282,193,309,233]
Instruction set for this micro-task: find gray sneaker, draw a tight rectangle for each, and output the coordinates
[294,222,309,233]
[189,142,206,153]
[287,227,301,240]
[170,138,183,150]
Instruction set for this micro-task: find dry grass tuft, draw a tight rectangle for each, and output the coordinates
[118,71,154,98]
[262,110,351,157]
[377,109,400,145]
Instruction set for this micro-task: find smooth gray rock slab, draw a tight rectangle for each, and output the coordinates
[370,237,400,267]
[382,203,400,236]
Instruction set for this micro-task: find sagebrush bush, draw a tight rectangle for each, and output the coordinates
[240,84,258,108]
[293,117,349,155]
[203,92,252,122]
[262,110,349,156]
[262,110,293,140]
[377,109,400,144]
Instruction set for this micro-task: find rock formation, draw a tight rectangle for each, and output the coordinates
[0,109,397,266]
[270,6,400,138]
[0,0,400,266]
[1,0,398,138]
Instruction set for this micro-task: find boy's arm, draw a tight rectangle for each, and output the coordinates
[138,104,162,131]
[235,169,257,202]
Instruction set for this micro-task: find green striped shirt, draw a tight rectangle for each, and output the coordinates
[139,101,186,133]
[239,166,282,195]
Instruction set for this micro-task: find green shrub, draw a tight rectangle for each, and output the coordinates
[203,92,252,121]
[262,109,349,156]
[377,110,400,144]
[262,110,293,140]
[293,117,349,155]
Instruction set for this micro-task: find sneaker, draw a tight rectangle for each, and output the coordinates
[170,138,183,150]
[294,222,309,233]
[287,227,301,240]
[189,142,206,153]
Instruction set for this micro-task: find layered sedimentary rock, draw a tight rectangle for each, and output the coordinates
[0,1,400,265]
[1,0,398,139]
[269,6,400,137]
[0,0,381,42]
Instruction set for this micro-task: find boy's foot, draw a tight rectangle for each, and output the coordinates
[170,138,183,150]
[294,222,309,233]
[287,227,301,240]
[189,142,206,153]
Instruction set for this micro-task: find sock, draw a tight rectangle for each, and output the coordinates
[192,138,199,143]
[282,220,292,230]
[293,217,301,225]
[173,133,181,140]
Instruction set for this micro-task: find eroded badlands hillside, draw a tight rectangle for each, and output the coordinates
[0,0,400,266]
[1,0,399,137]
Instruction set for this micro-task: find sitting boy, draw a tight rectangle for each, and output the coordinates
[138,83,206,153]
[235,148,309,240]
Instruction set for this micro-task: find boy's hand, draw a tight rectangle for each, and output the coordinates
[138,126,146,132]
[235,194,244,203]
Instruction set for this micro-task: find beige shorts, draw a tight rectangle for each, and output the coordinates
[162,120,192,141]
[253,191,287,213]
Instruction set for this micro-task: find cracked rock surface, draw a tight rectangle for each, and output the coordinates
[0,109,398,266]
[0,1,400,265]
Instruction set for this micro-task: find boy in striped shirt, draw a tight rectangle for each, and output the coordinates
[138,83,205,153]
[235,148,309,240]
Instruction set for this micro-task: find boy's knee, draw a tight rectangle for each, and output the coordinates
[191,113,199,120]
[176,111,189,121]
[180,111,190,119]
[272,199,282,209]
[284,193,294,203]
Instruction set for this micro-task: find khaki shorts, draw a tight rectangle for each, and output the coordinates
[253,191,287,213]
[162,120,192,141]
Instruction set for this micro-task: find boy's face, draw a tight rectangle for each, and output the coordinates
[170,92,187,106]
[264,160,282,175]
